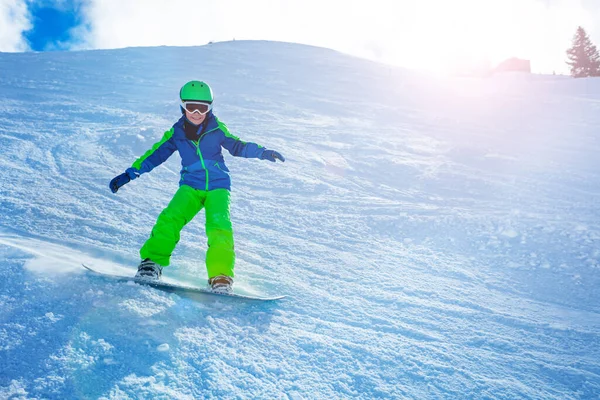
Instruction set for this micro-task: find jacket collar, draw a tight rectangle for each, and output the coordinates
[175,112,219,140]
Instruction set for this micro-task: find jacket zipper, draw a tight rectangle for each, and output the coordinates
[191,127,220,191]
[193,139,209,191]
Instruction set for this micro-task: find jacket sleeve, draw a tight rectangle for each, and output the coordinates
[131,128,177,174]
[217,118,265,159]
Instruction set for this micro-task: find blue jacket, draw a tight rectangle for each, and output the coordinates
[131,113,265,191]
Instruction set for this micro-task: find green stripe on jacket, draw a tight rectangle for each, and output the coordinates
[132,128,175,170]
[216,117,246,144]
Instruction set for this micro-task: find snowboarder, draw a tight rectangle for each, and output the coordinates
[109,81,285,293]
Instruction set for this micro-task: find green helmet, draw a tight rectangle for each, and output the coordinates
[180,80,213,103]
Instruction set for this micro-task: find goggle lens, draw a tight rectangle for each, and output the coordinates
[182,102,211,114]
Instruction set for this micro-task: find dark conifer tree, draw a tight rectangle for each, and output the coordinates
[566,26,600,78]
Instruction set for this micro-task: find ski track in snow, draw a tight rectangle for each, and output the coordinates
[1,42,599,399]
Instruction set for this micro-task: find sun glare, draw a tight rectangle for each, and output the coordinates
[376,0,545,75]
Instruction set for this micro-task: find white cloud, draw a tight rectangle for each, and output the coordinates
[76,0,364,50]
[0,0,31,51]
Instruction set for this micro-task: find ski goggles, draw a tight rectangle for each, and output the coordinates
[181,101,212,115]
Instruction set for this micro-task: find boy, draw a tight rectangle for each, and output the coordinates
[109,81,284,293]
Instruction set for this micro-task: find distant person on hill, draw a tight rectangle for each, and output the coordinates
[108,81,285,294]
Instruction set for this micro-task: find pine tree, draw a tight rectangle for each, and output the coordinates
[566,26,600,78]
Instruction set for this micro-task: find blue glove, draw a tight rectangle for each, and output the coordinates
[109,168,140,193]
[260,149,285,163]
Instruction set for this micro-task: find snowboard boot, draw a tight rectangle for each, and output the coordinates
[135,258,163,280]
[209,275,233,294]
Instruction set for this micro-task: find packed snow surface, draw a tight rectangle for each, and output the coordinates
[1,41,599,399]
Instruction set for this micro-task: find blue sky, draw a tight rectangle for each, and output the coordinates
[23,1,83,51]
[2,0,600,74]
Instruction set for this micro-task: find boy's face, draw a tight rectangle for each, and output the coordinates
[185,109,207,126]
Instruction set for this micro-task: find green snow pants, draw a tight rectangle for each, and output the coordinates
[140,185,235,278]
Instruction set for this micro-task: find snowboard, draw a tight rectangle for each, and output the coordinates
[82,264,286,301]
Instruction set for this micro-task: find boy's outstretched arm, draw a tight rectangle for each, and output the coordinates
[109,128,177,193]
[218,118,285,162]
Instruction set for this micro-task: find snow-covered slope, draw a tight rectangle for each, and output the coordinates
[1,41,599,399]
